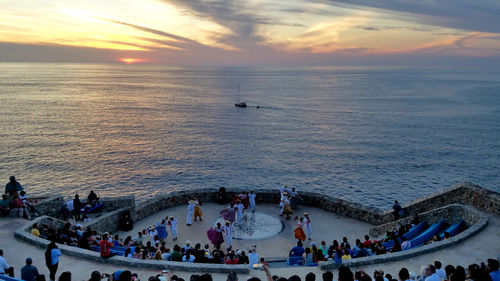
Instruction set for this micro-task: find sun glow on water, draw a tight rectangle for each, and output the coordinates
[119,58,143,64]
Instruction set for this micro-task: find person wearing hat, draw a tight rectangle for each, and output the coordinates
[186,200,196,226]
[5,176,23,193]
[304,213,312,240]
[168,216,178,241]
[21,257,41,281]
[222,220,235,247]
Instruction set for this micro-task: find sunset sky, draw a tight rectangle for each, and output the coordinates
[1,0,500,66]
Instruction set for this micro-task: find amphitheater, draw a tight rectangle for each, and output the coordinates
[1,182,499,281]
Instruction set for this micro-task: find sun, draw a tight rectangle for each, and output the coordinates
[119,58,143,64]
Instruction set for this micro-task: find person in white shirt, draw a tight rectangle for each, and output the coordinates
[236,201,244,225]
[424,264,441,281]
[0,249,12,275]
[434,261,446,280]
[222,220,235,247]
[248,190,256,213]
[186,200,196,226]
[401,236,411,250]
[168,216,178,241]
[304,213,312,240]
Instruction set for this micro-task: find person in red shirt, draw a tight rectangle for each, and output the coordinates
[99,233,114,258]
[362,235,372,248]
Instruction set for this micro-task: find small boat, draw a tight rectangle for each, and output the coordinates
[234,85,247,108]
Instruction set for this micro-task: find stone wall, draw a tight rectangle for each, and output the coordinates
[369,204,481,237]
[378,182,500,222]
[34,195,65,218]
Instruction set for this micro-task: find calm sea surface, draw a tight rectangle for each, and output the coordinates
[0,63,499,208]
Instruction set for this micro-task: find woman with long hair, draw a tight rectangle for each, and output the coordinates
[45,241,61,281]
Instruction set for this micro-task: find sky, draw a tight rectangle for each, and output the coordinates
[1,0,500,66]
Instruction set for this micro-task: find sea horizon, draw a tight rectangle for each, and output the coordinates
[1,63,499,208]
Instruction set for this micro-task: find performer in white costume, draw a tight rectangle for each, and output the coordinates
[304,213,312,240]
[222,220,235,247]
[236,200,244,224]
[249,190,256,212]
[168,216,178,241]
[186,200,196,226]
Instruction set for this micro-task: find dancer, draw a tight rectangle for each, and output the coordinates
[294,216,306,242]
[156,219,168,243]
[168,216,178,241]
[194,200,203,221]
[186,199,196,226]
[236,200,244,225]
[207,222,224,249]
[304,213,312,240]
[282,193,293,219]
[220,203,236,223]
[279,191,288,216]
[248,190,256,213]
[222,220,235,248]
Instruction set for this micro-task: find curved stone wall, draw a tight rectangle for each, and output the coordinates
[14,182,497,272]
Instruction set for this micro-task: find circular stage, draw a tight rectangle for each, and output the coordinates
[214,212,284,240]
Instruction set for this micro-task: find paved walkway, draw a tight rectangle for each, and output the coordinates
[1,202,499,281]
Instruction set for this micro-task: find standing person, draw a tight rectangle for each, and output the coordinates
[207,223,225,249]
[5,176,23,193]
[248,190,256,213]
[21,257,40,281]
[168,216,178,241]
[293,217,306,242]
[290,188,303,209]
[392,200,402,221]
[236,200,244,225]
[304,213,312,240]
[186,200,196,226]
[282,194,293,219]
[279,191,287,216]
[194,200,203,222]
[73,194,82,222]
[45,241,61,281]
[156,219,168,243]
[222,220,235,248]
[99,233,114,259]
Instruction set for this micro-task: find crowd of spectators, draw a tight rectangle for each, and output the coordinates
[30,220,260,267]
[1,245,499,281]
[289,213,455,265]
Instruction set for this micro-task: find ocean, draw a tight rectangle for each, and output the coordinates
[0,63,499,208]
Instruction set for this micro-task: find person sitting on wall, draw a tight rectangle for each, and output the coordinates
[0,195,10,217]
[87,190,99,205]
[216,187,227,204]
[5,176,23,193]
